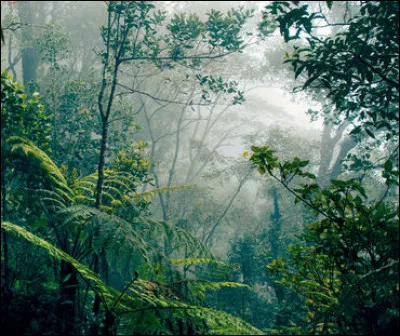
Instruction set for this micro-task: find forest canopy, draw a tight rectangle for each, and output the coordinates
[1,1,398,335]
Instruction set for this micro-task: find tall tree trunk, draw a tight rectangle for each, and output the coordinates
[91,15,120,330]
[269,188,281,260]
[18,1,40,93]
[317,123,336,187]
[318,120,355,187]
[91,120,109,336]
[268,188,285,327]
[329,136,357,180]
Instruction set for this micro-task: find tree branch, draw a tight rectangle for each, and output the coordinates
[120,49,238,63]
[351,52,399,89]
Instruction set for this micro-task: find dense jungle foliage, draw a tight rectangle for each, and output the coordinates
[1,1,399,335]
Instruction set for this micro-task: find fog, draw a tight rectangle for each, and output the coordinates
[1,1,398,335]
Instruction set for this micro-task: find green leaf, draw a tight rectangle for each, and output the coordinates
[299,160,310,167]
[1,221,115,302]
[304,172,316,179]
[331,180,348,188]
[62,273,72,283]
[295,64,306,78]
[349,126,361,135]
[384,160,393,172]
[303,75,319,89]
[365,129,375,139]
[257,165,266,175]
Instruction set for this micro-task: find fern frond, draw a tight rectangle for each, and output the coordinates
[57,204,95,227]
[136,217,211,258]
[2,219,263,335]
[192,307,264,335]
[102,185,124,198]
[170,256,233,281]
[101,190,117,202]
[118,279,264,335]
[37,188,70,205]
[1,222,115,304]
[137,184,194,202]
[187,280,250,300]
[56,205,209,275]
[54,187,74,204]
[105,176,137,190]
[7,137,71,193]
[71,180,96,195]
[170,258,226,267]
[72,170,138,204]
[74,195,95,204]
[41,197,68,211]
[57,205,150,264]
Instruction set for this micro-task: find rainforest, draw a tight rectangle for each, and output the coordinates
[1,1,399,335]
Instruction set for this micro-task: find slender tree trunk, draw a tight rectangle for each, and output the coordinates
[1,140,11,332]
[6,33,20,79]
[91,120,109,336]
[95,120,109,209]
[1,148,9,280]
[164,86,196,217]
[59,261,79,335]
[269,188,281,260]
[203,170,250,246]
[91,12,120,330]
[50,71,59,158]
[268,188,285,327]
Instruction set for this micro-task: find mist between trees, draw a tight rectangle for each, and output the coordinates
[1,1,398,335]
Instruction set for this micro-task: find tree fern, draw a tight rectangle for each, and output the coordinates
[6,137,210,264]
[57,205,150,263]
[118,279,264,335]
[1,222,115,304]
[3,137,265,334]
[2,221,264,335]
[136,217,212,258]
[7,136,71,195]
[7,137,206,257]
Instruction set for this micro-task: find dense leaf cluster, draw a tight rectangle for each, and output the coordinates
[262,1,399,142]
